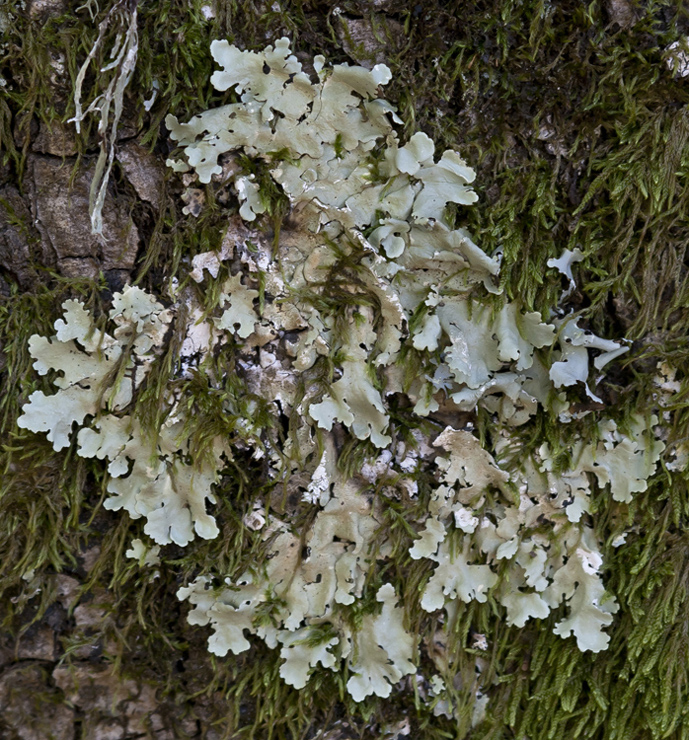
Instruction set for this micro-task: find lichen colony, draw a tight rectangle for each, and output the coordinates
[18,38,666,707]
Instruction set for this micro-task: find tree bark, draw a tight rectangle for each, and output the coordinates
[1,1,688,739]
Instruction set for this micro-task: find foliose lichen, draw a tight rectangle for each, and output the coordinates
[17,38,667,706]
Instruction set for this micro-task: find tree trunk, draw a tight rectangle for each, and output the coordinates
[1,1,688,739]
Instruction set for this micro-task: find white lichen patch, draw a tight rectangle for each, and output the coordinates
[126,538,161,568]
[17,290,169,451]
[19,38,669,704]
[17,288,230,547]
